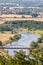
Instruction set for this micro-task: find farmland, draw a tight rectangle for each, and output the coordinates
[0,31,16,45]
[0,32,14,44]
[0,14,43,24]
[0,31,21,45]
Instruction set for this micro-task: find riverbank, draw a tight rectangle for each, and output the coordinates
[18,28,43,37]
[18,28,43,48]
[28,30,43,37]
[0,32,21,46]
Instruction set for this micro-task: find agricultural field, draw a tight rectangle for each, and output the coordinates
[0,14,43,24]
[0,20,5,24]
[0,32,15,45]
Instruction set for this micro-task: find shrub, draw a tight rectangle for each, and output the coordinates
[37,38,42,43]
[30,41,39,48]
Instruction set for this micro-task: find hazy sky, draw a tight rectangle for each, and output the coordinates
[0,0,43,3]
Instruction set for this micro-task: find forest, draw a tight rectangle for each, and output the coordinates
[0,20,43,32]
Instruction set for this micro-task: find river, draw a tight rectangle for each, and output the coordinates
[4,31,38,56]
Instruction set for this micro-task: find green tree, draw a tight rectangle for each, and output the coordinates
[0,41,2,46]
[30,41,39,48]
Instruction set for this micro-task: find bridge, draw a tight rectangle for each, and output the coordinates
[0,44,32,50]
[0,47,31,50]
[0,43,33,59]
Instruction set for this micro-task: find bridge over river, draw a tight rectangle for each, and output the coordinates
[0,31,38,56]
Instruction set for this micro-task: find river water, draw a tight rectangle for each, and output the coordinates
[4,31,38,56]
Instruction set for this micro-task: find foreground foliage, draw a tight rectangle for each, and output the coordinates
[0,48,43,65]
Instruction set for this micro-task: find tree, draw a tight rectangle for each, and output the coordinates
[30,41,39,48]
[32,13,38,18]
[22,15,25,18]
[0,55,8,65]
[0,41,2,46]
[11,27,14,34]
[30,49,43,65]
[0,49,43,65]
[37,38,42,43]
[13,50,30,65]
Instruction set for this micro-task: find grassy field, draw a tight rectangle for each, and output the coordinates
[0,32,15,45]
[0,20,5,24]
[28,30,43,35]
[18,28,43,35]
[0,14,43,24]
